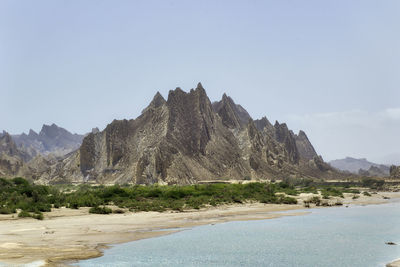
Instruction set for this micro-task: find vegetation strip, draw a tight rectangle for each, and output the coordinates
[0,177,384,219]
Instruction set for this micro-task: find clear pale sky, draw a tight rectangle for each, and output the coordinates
[1,0,399,164]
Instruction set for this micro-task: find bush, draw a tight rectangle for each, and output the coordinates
[363,191,371,196]
[112,209,125,214]
[278,196,297,204]
[32,212,44,220]
[361,178,385,189]
[18,210,31,218]
[89,206,112,214]
[0,206,16,214]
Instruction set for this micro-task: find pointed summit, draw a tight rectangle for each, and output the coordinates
[294,130,317,160]
[150,91,166,107]
[141,91,166,114]
[28,129,38,138]
[196,82,204,90]
[212,93,251,129]
[254,116,273,132]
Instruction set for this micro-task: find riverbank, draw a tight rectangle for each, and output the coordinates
[387,259,400,267]
[0,191,399,266]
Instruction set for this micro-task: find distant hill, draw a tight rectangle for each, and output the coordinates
[12,124,84,158]
[329,157,390,177]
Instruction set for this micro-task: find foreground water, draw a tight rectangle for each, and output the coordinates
[79,202,400,267]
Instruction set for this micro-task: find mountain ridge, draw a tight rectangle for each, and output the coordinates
[1,83,341,184]
[11,123,84,158]
[329,157,390,177]
[28,83,338,184]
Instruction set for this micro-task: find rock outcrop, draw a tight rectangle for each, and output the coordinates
[294,130,318,161]
[0,132,26,176]
[212,93,251,129]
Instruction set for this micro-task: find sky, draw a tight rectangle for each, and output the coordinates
[1,0,399,164]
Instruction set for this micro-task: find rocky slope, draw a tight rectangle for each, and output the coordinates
[26,83,338,185]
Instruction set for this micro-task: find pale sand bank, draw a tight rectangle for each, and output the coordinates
[388,259,400,267]
[0,191,398,266]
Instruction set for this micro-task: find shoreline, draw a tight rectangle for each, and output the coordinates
[388,259,400,267]
[0,192,399,266]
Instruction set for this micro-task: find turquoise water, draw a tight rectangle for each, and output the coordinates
[78,202,400,267]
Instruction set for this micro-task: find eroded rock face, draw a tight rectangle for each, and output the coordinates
[212,93,251,129]
[294,130,318,161]
[21,83,339,184]
[0,132,26,176]
[273,122,299,164]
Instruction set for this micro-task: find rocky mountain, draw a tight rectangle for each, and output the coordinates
[329,157,390,177]
[26,83,338,185]
[12,124,84,158]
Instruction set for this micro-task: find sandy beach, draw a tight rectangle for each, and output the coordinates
[0,191,399,266]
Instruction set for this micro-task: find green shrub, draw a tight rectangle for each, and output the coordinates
[0,206,16,214]
[18,210,31,218]
[112,209,125,214]
[32,212,44,220]
[89,206,112,214]
[278,196,297,204]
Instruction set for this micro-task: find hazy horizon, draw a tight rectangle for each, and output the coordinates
[1,0,399,165]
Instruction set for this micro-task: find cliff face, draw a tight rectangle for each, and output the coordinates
[18,83,338,184]
[294,130,318,161]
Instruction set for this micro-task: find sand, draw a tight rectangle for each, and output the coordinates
[387,259,400,267]
[0,191,399,266]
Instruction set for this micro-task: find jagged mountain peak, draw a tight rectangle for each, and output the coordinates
[2,83,337,184]
[212,93,251,129]
[28,129,39,137]
[196,82,204,90]
[141,91,167,114]
[152,91,166,104]
[294,130,317,161]
[11,124,84,158]
[254,116,273,132]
